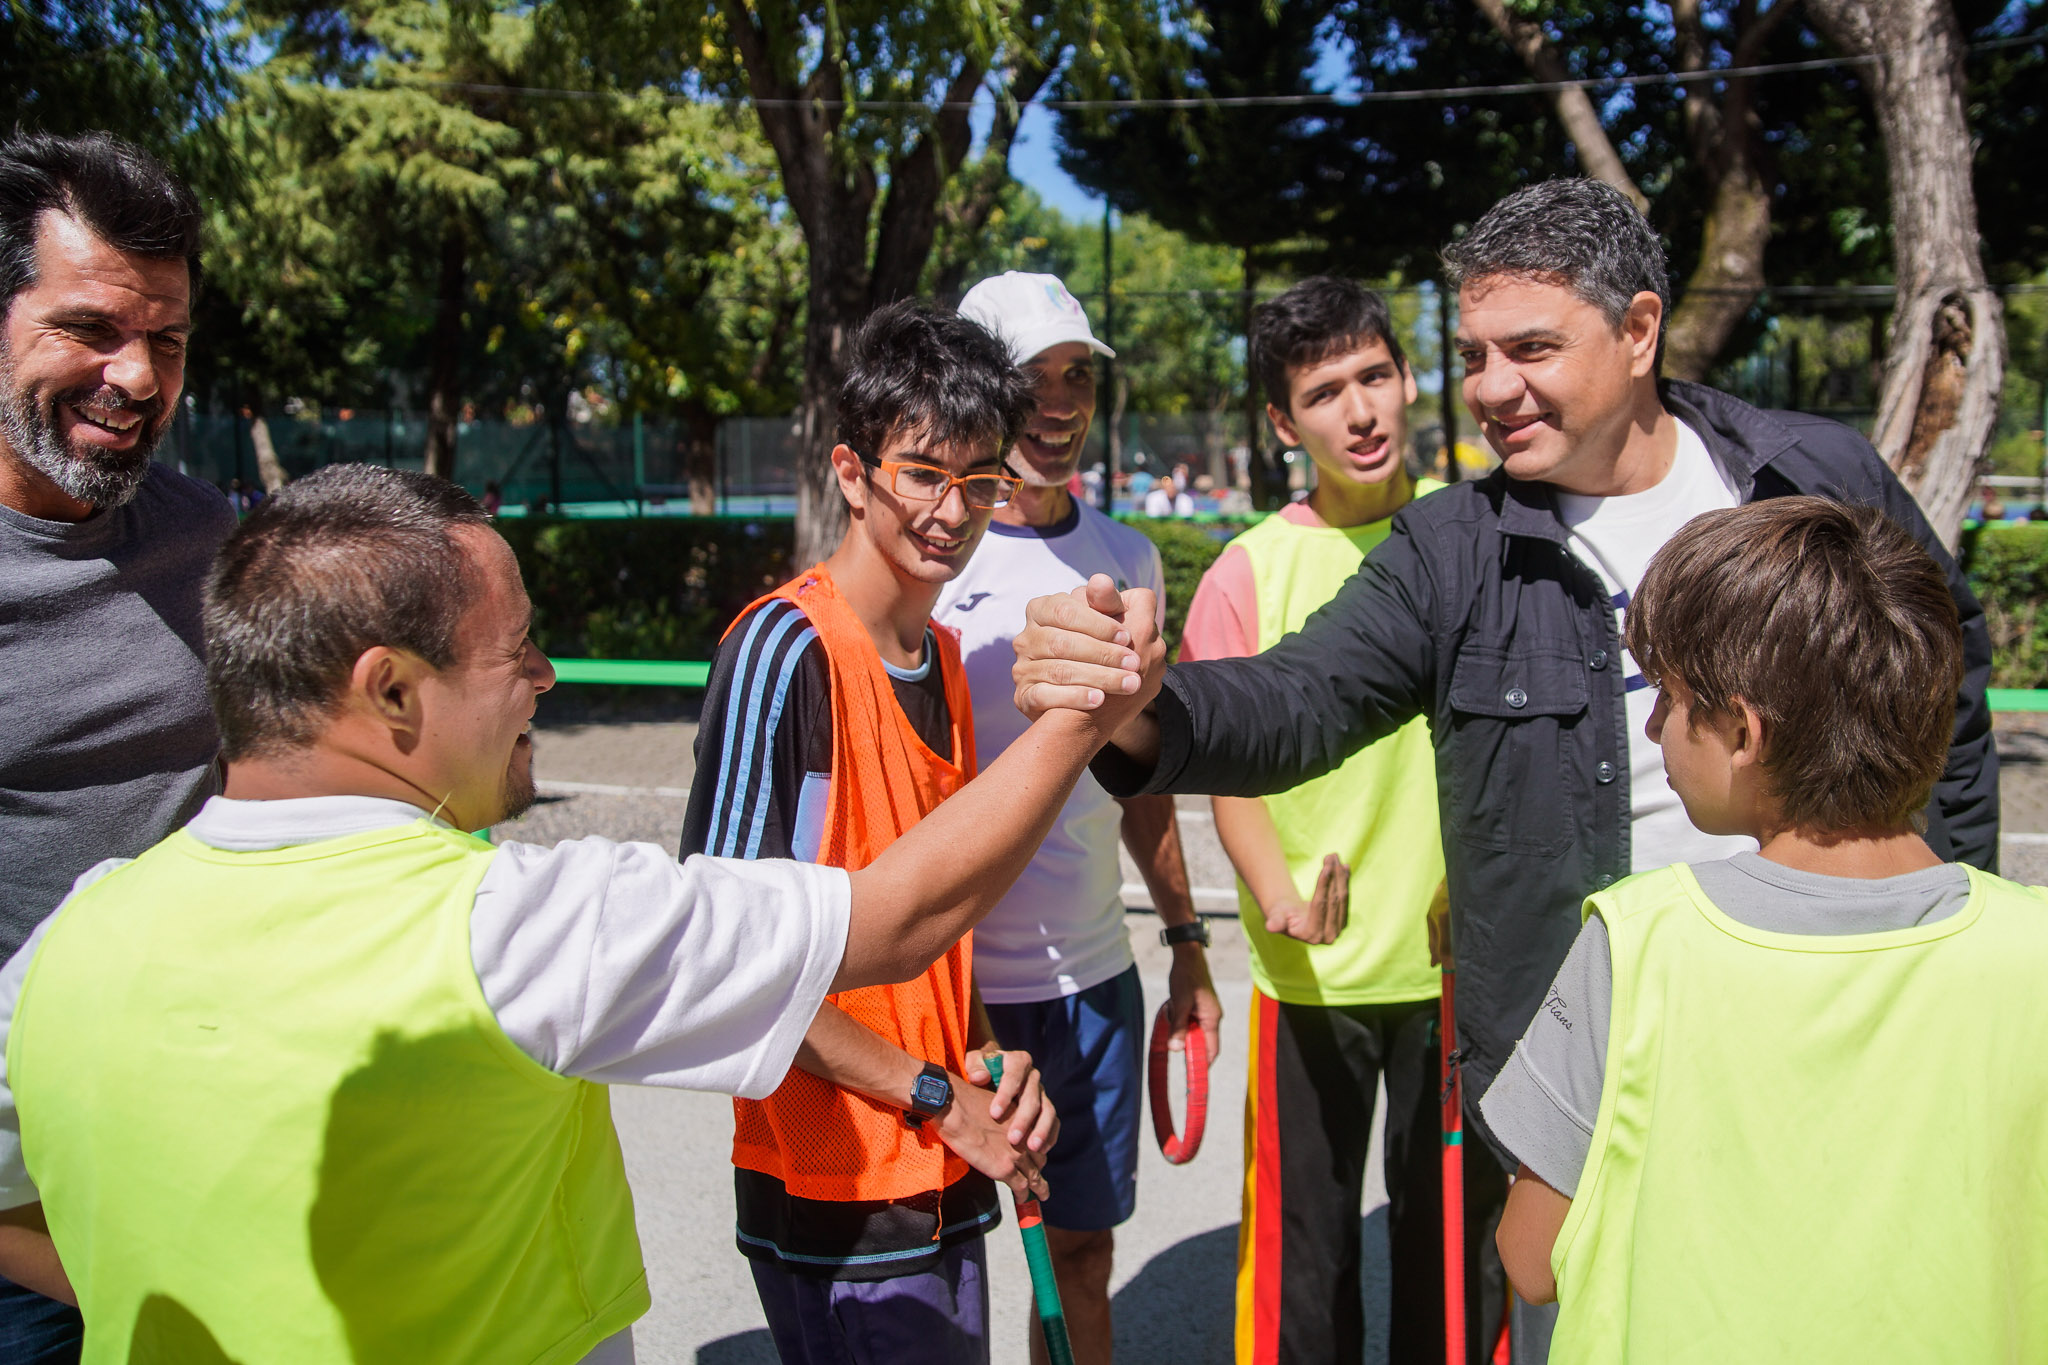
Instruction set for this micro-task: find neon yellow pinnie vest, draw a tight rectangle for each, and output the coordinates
[1231,481,1444,1005]
[1551,862,2048,1364]
[9,820,648,1365]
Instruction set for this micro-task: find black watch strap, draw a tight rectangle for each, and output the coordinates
[904,1061,950,1126]
[1160,919,1211,948]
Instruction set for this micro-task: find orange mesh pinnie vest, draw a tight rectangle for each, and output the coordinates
[729,565,979,1202]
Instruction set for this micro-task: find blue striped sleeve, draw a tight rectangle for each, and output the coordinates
[679,600,826,862]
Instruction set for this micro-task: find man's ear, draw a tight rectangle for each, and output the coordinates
[349,646,430,755]
[1624,291,1664,379]
[830,443,868,516]
[1266,402,1303,450]
[1400,360,1419,408]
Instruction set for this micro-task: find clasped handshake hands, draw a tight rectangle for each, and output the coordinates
[1012,574,1168,747]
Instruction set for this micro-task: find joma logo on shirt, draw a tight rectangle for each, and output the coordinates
[952,593,994,612]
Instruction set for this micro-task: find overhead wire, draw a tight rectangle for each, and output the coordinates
[412,29,2047,113]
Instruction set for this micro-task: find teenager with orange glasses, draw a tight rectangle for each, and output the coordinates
[680,301,1046,1363]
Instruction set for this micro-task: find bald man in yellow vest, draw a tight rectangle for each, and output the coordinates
[0,462,1160,1364]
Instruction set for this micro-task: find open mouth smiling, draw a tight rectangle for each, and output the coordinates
[69,403,143,435]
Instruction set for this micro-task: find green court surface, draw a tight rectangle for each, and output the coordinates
[547,658,711,688]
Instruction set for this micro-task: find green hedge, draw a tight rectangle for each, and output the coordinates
[499,512,1243,664]
[1118,516,1243,657]
[498,516,795,661]
[503,514,2048,690]
[1965,523,2048,687]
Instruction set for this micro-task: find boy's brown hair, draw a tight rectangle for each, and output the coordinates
[1624,496,1961,834]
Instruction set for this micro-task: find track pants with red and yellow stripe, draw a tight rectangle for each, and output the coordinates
[1235,988,1509,1365]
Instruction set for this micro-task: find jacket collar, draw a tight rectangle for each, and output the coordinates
[1493,380,1796,541]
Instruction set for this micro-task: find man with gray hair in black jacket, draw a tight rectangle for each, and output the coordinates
[1011,178,1998,1362]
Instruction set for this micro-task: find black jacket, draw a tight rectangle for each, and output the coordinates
[1095,381,1999,1160]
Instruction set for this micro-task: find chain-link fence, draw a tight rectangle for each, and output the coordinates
[163,406,1277,517]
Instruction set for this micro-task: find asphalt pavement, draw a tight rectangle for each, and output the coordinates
[500,694,2048,1364]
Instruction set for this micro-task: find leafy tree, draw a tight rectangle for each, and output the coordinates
[225,0,551,481]
[504,97,806,511]
[0,2,237,157]
[201,0,804,497]
[701,0,1179,561]
[1056,0,1357,505]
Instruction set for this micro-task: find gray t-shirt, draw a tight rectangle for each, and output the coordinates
[0,462,234,958]
[1480,852,1973,1194]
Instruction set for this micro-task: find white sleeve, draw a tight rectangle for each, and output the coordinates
[0,858,131,1210]
[470,838,849,1097]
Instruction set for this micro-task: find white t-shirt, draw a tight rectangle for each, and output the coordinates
[935,501,1166,1002]
[1553,420,1758,873]
[0,795,851,1365]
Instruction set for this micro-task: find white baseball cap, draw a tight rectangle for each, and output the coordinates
[958,271,1116,368]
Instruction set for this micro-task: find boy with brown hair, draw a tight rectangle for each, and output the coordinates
[1486,495,2048,1363]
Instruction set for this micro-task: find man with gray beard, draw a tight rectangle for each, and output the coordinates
[0,132,231,1361]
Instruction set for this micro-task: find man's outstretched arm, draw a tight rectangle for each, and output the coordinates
[1015,523,1443,798]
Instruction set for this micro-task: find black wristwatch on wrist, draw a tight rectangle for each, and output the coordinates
[903,1061,951,1127]
[1160,918,1211,949]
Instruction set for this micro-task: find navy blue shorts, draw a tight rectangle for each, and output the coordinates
[983,964,1144,1232]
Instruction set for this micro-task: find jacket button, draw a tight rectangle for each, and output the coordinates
[1596,873,1615,889]
[1596,761,1617,784]
[1588,650,1608,670]
[1504,687,1529,709]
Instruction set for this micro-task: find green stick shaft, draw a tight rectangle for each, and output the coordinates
[986,1054,1075,1365]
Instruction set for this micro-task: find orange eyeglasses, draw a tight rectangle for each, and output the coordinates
[855,449,1017,509]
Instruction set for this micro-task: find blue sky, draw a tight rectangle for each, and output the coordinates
[1009,104,1102,218]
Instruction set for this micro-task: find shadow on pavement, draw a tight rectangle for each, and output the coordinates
[697,1328,779,1364]
[1111,1224,1237,1363]
[1109,1209,1392,1365]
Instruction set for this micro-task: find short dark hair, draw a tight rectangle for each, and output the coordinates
[205,465,492,760]
[1442,179,1668,356]
[836,300,1034,463]
[0,132,204,319]
[1250,277,1407,413]
[1624,497,1962,834]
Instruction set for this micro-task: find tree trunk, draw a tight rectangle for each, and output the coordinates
[723,0,1017,564]
[1804,0,2004,550]
[1660,146,1774,382]
[424,226,466,482]
[240,383,288,493]
[248,414,288,493]
[1438,285,1460,483]
[792,231,872,565]
[1471,0,1790,382]
[1660,0,1796,382]
[681,399,718,517]
[1468,0,1648,212]
[1242,253,1286,511]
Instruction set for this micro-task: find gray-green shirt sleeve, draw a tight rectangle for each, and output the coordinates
[1479,914,1611,1196]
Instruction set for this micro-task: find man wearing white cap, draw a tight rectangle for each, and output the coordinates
[938,273,1222,1364]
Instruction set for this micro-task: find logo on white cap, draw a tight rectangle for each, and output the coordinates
[959,271,1115,367]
